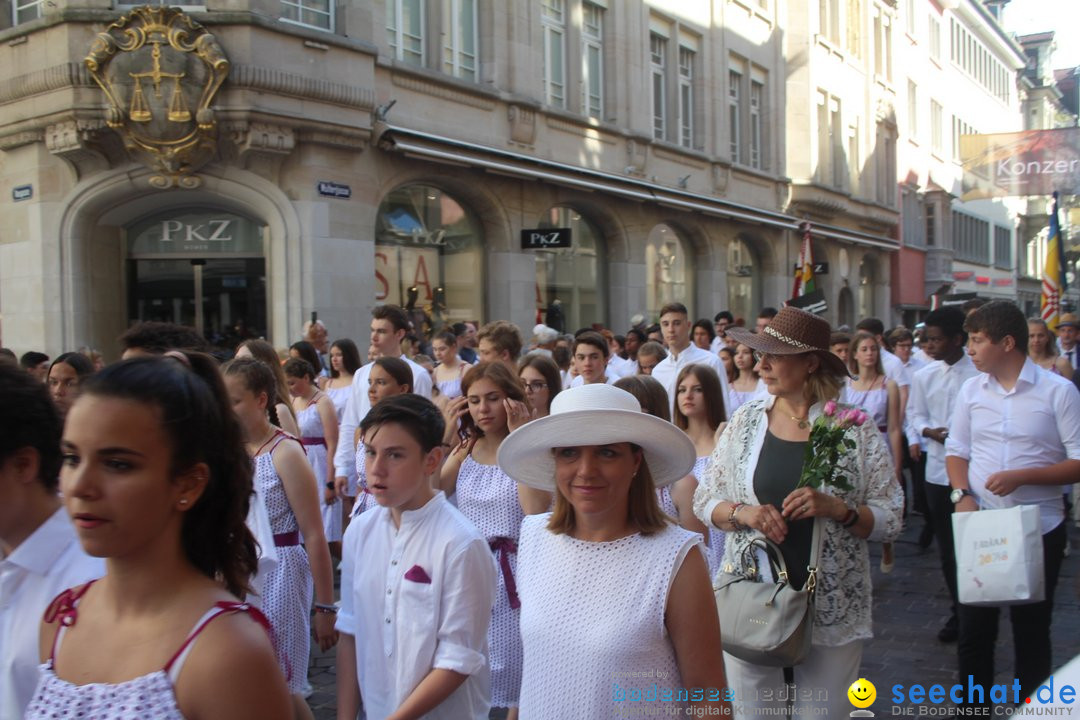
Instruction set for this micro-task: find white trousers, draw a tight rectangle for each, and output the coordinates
[723,641,864,720]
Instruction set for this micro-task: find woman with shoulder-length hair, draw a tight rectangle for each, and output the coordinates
[1028,317,1073,376]
[693,307,902,720]
[46,352,95,421]
[235,339,300,438]
[499,383,729,719]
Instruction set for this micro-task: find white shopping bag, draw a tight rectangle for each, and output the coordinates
[952,505,1044,606]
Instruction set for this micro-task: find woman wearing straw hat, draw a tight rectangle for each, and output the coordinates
[498,384,729,719]
[693,306,902,720]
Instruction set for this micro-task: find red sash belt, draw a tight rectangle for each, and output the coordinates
[274,531,300,547]
[488,537,520,610]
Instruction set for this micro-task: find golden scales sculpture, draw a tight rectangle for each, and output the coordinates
[85,6,229,188]
[128,36,191,124]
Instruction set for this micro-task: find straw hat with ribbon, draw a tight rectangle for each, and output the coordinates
[724,306,850,378]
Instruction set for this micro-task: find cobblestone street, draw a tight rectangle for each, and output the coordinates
[306,519,1080,719]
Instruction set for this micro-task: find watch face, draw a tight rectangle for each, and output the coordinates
[950,489,964,503]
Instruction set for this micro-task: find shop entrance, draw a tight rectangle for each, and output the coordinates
[126,210,267,350]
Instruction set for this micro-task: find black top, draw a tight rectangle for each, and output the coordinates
[752,430,813,590]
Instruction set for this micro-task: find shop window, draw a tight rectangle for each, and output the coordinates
[534,206,605,332]
[645,224,691,321]
[376,185,484,328]
[727,237,759,326]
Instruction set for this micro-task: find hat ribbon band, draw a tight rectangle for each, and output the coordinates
[763,326,814,350]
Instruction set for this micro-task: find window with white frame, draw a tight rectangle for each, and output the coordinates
[387,0,424,65]
[542,0,567,108]
[678,45,695,149]
[816,91,830,184]
[819,0,840,45]
[873,5,892,81]
[907,80,918,139]
[904,0,915,35]
[729,68,742,163]
[831,98,844,189]
[930,99,943,156]
[929,15,941,62]
[651,32,667,140]
[846,0,861,57]
[582,1,604,118]
[14,0,45,22]
[282,0,332,31]
[442,0,477,80]
[750,79,764,169]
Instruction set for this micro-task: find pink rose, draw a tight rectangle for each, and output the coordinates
[823,400,837,417]
[854,410,868,427]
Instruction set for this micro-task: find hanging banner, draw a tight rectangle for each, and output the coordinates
[960,128,1080,199]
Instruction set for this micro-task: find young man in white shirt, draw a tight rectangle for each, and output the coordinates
[709,311,734,355]
[0,364,104,718]
[569,332,619,387]
[945,301,1080,704]
[651,303,732,415]
[333,305,433,496]
[907,307,979,644]
[336,394,496,720]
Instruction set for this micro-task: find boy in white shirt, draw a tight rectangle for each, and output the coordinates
[945,301,1080,705]
[336,394,496,720]
[0,364,104,719]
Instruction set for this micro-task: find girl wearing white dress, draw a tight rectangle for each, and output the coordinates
[842,330,902,573]
[729,343,766,413]
[439,362,551,720]
[325,339,361,520]
[498,383,729,719]
[284,357,341,557]
[431,330,471,408]
[672,364,728,571]
[26,353,291,720]
[223,358,337,720]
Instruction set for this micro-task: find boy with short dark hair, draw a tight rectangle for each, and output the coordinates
[336,394,496,720]
[570,331,612,386]
[0,364,104,717]
[945,300,1080,704]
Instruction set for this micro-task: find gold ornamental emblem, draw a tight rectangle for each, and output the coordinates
[85,6,229,188]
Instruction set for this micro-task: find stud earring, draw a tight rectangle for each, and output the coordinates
[179,499,189,506]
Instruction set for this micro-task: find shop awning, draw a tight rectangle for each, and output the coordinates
[377,124,900,252]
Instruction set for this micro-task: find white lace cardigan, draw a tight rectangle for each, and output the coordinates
[693,395,904,647]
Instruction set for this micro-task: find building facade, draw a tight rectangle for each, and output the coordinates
[0,0,905,357]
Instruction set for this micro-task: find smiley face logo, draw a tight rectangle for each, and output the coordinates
[848,678,876,708]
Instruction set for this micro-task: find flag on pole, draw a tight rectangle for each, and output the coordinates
[1041,192,1065,332]
[792,222,817,298]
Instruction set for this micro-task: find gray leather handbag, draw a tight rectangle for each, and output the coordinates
[713,519,821,667]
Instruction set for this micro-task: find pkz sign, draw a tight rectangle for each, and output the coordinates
[521,227,572,249]
[127,211,264,257]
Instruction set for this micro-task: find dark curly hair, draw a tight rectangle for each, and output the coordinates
[0,363,62,491]
[81,355,257,599]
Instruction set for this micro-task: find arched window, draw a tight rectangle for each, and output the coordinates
[534,206,605,332]
[727,237,759,326]
[858,255,877,320]
[645,223,691,320]
[376,185,484,328]
[837,286,855,328]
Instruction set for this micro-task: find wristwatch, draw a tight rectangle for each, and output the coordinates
[950,488,973,504]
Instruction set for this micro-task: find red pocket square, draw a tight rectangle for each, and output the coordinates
[404,565,432,584]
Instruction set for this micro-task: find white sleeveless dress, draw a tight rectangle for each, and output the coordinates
[455,456,525,707]
[296,395,341,543]
[517,514,703,718]
[657,457,724,573]
[841,379,890,458]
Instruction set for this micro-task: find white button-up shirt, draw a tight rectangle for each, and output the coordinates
[337,492,495,720]
[945,358,1080,533]
[902,354,930,446]
[332,357,434,478]
[651,342,732,417]
[908,355,979,486]
[0,508,104,719]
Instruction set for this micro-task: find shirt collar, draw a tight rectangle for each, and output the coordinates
[981,357,1039,394]
[385,490,447,529]
[3,507,78,576]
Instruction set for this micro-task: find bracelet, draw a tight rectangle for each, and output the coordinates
[313,602,338,614]
[842,507,860,528]
[728,502,747,531]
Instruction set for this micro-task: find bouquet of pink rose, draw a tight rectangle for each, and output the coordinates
[795,400,868,492]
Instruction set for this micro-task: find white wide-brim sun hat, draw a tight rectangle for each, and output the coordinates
[496,383,696,491]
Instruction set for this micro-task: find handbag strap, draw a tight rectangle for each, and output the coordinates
[744,517,823,592]
[804,518,822,593]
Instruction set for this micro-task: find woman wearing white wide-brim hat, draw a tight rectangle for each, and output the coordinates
[497,383,730,719]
